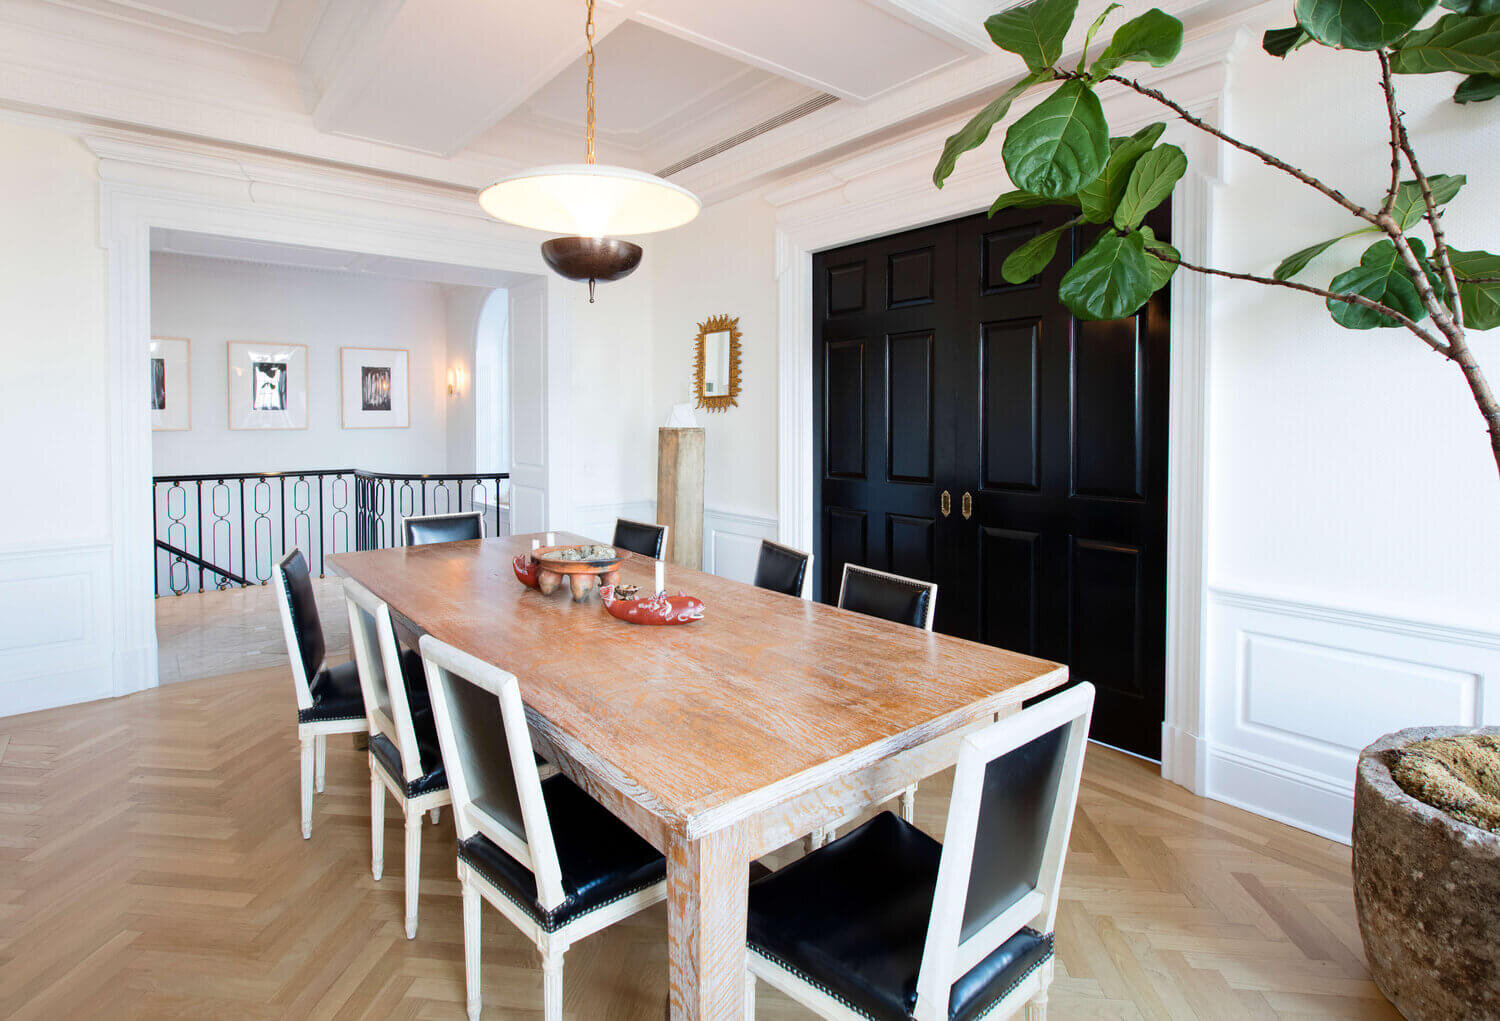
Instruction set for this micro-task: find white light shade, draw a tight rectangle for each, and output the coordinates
[478,163,700,237]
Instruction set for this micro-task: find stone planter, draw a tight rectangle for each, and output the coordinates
[1353,726,1500,1019]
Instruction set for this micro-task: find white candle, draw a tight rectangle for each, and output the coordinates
[654,560,665,596]
[530,538,540,551]
[545,532,555,546]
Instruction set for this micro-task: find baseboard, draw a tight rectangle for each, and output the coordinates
[1205,743,1356,844]
[1201,584,1500,844]
[1160,722,1207,795]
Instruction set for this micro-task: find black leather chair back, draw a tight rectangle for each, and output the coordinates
[961,724,1068,941]
[427,657,526,839]
[276,549,325,684]
[753,540,810,597]
[403,511,484,547]
[613,518,667,558]
[838,565,936,630]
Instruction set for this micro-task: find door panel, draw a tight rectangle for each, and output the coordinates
[814,204,1169,757]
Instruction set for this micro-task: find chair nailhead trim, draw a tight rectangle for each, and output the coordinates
[371,750,448,799]
[298,711,366,724]
[746,945,879,1020]
[458,850,662,934]
[747,929,1054,1021]
[966,933,1054,1021]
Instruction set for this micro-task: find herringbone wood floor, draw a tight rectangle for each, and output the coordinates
[0,665,1397,1019]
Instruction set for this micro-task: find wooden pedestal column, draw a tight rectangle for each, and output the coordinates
[657,427,705,569]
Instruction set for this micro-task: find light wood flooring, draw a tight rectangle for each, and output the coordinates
[155,578,349,686]
[0,664,1397,1019]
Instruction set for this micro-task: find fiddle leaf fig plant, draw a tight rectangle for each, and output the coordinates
[933,0,1500,475]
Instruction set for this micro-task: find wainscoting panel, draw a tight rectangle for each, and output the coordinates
[0,542,113,718]
[704,508,780,585]
[1205,586,1500,842]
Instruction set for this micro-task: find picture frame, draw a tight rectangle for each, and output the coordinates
[149,336,191,431]
[227,341,308,430]
[341,347,410,429]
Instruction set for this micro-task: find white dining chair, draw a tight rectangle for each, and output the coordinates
[343,577,452,939]
[746,682,1094,1021]
[274,548,366,840]
[419,634,669,1021]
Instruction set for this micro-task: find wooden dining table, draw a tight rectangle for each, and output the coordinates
[328,531,1067,1019]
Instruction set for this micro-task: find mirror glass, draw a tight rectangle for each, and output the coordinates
[703,330,731,395]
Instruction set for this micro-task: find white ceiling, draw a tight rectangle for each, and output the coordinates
[150,229,534,289]
[28,0,988,172]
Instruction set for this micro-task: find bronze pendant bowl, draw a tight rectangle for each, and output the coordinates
[541,236,643,302]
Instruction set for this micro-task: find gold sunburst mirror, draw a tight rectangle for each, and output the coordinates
[693,314,742,412]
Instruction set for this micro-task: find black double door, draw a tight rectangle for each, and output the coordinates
[813,204,1170,758]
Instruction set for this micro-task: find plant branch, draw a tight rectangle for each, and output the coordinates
[1060,69,1385,227]
[1384,58,1466,334]
[1150,250,1450,353]
[1377,51,1402,217]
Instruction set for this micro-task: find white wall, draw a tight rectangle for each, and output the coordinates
[1199,41,1500,840]
[442,284,488,475]
[150,254,478,476]
[0,120,114,714]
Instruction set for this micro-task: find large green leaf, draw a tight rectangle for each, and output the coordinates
[1002,222,1072,283]
[1273,228,1378,280]
[1263,25,1312,55]
[1295,0,1434,50]
[1092,9,1185,75]
[1390,13,1500,75]
[1059,230,1155,320]
[933,72,1049,188]
[1079,3,1122,67]
[1440,0,1500,17]
[1001,80,1111,199]
[1449,248,1500,328]
[1325,238,1440,329]
[985,0,1080,71]
[1390,173,1466,229]
[1113,143,1187,230]
[1077,122,1166,222]
[1456,72,1500,101]
[1140,225,1180,290]
[989,190,1078,216]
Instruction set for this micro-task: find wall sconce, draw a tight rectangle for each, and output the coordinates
[447,366,466,397]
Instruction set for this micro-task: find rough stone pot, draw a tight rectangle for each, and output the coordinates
[1353,726,1500,1019]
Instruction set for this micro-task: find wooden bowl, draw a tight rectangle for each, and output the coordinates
[530,544,627,600]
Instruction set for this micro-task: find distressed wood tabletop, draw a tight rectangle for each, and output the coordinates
[329,531,1067,1018]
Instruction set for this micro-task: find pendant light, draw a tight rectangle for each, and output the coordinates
[478,0,700,301]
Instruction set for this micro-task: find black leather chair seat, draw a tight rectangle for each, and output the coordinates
[748,812,1053,1021]
[368,648,448,797]
[298,660,366,724]
[457,775,666,932]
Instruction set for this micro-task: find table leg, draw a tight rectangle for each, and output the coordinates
[667,825,750,1020]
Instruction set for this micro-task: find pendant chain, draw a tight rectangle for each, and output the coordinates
[584,0,596,165]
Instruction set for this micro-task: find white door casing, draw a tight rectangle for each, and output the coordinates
[93,133,571,702]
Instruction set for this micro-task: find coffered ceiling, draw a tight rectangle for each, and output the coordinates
[11,0,987,177]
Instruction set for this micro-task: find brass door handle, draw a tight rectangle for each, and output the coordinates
[961,492,973,520]
[940,490,951,517]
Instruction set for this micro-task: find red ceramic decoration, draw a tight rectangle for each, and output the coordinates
[600,585,704,625]
[512,554,540,589]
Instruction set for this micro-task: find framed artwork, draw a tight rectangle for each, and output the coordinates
[227,341,308,430]
[341,347,410,428]
[149,337,191,431]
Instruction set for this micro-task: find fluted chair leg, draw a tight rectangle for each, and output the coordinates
[1027,988,1048,1020]
[370,769,385,881]
[299,737,315,839]
[404,809,422,938]
[463,880,482,1020]
[314,734,327,793]
[542,947,564,1021]
[899,785,916,822]
[744,971,756,1019]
